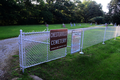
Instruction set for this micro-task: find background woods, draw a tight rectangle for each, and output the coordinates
[0,0,120,26]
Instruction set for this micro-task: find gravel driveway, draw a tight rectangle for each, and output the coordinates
[0,37,19,78]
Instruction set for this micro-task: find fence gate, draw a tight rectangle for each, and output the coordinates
[19,30,66,72]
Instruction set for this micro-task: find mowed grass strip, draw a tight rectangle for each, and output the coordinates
[0,23,96,40]
[9,36,120,80]
[30,37,120,80]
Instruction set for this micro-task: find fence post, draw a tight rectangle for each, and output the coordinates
[65,47,67,56]
[47,28,49,61]
[118,25,120,36]
[65,30,68,56]
[114,26,118,40]
[80,29,84,54]
[102,27,107,44]
[20,30,24,73]
[47,27,48,31]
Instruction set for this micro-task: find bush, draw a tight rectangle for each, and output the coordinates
[89,16,104,24]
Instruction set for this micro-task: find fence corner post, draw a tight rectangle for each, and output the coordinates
[102,27,107,44]
[80,29,84,54]
[20,29,24,73]
[114,26,118,40]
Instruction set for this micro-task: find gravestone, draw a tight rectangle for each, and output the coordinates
[114,23,116,27]
[62,23,66,28]
[74,23,76,26]
[70,22,73,27]
[90,23,92,25]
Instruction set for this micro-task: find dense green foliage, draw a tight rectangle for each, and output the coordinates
[0,0,104,25]
[105,0,120,25]
[89,16,104,24]
[1,0,120,26]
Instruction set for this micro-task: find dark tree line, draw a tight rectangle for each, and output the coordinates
[104,0,120,25]
[0,0,104,26]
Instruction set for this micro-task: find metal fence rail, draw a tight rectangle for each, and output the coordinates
[19,26,120,72]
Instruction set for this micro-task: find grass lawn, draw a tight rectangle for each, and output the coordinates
[0,23,97,40]
[8,36,120,80]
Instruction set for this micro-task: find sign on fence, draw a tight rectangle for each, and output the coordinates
[50,29,68,51]
[71,30,82,54]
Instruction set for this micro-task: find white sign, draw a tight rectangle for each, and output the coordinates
[71,30,82,54]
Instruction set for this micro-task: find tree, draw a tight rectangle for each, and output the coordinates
[0,0,106,25]
[76,0,103,23]
[108,0,120,24]
[103,13,111,24]
[0,0,21,25]
[87,1,103,19]
[46,0,55,4]
[108,0,120,14]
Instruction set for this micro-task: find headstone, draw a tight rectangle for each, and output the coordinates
[90,23,92,25]
[114,23,116,27]
[62,23,66,28]
[105,23,108,28]
[70,22,72,27]
[105,23,107,26]
[74,23,76,26]
[46,24,48,27]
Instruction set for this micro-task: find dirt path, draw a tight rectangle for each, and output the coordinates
[0,37,19,78]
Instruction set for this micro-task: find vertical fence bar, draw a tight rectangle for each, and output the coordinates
[23,33,26,69]
[102,27,107,44]
[80,29,84,54]
[71,30,73,54]
[47,28,49,61]
[18,35,21,70]
[118,26,120,36]
[114,26,118,40]
[65,30,68,56]
[20,30,24,73]
[65,47,67,56]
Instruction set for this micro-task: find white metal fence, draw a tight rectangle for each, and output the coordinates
[19,30,67,72]
[19,26,120,72]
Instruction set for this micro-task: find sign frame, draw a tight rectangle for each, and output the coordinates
[71,30,82,54]
[50,29,68,51]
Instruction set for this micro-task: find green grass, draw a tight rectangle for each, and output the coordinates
[7,36,120,80]
[0,23,97,40]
